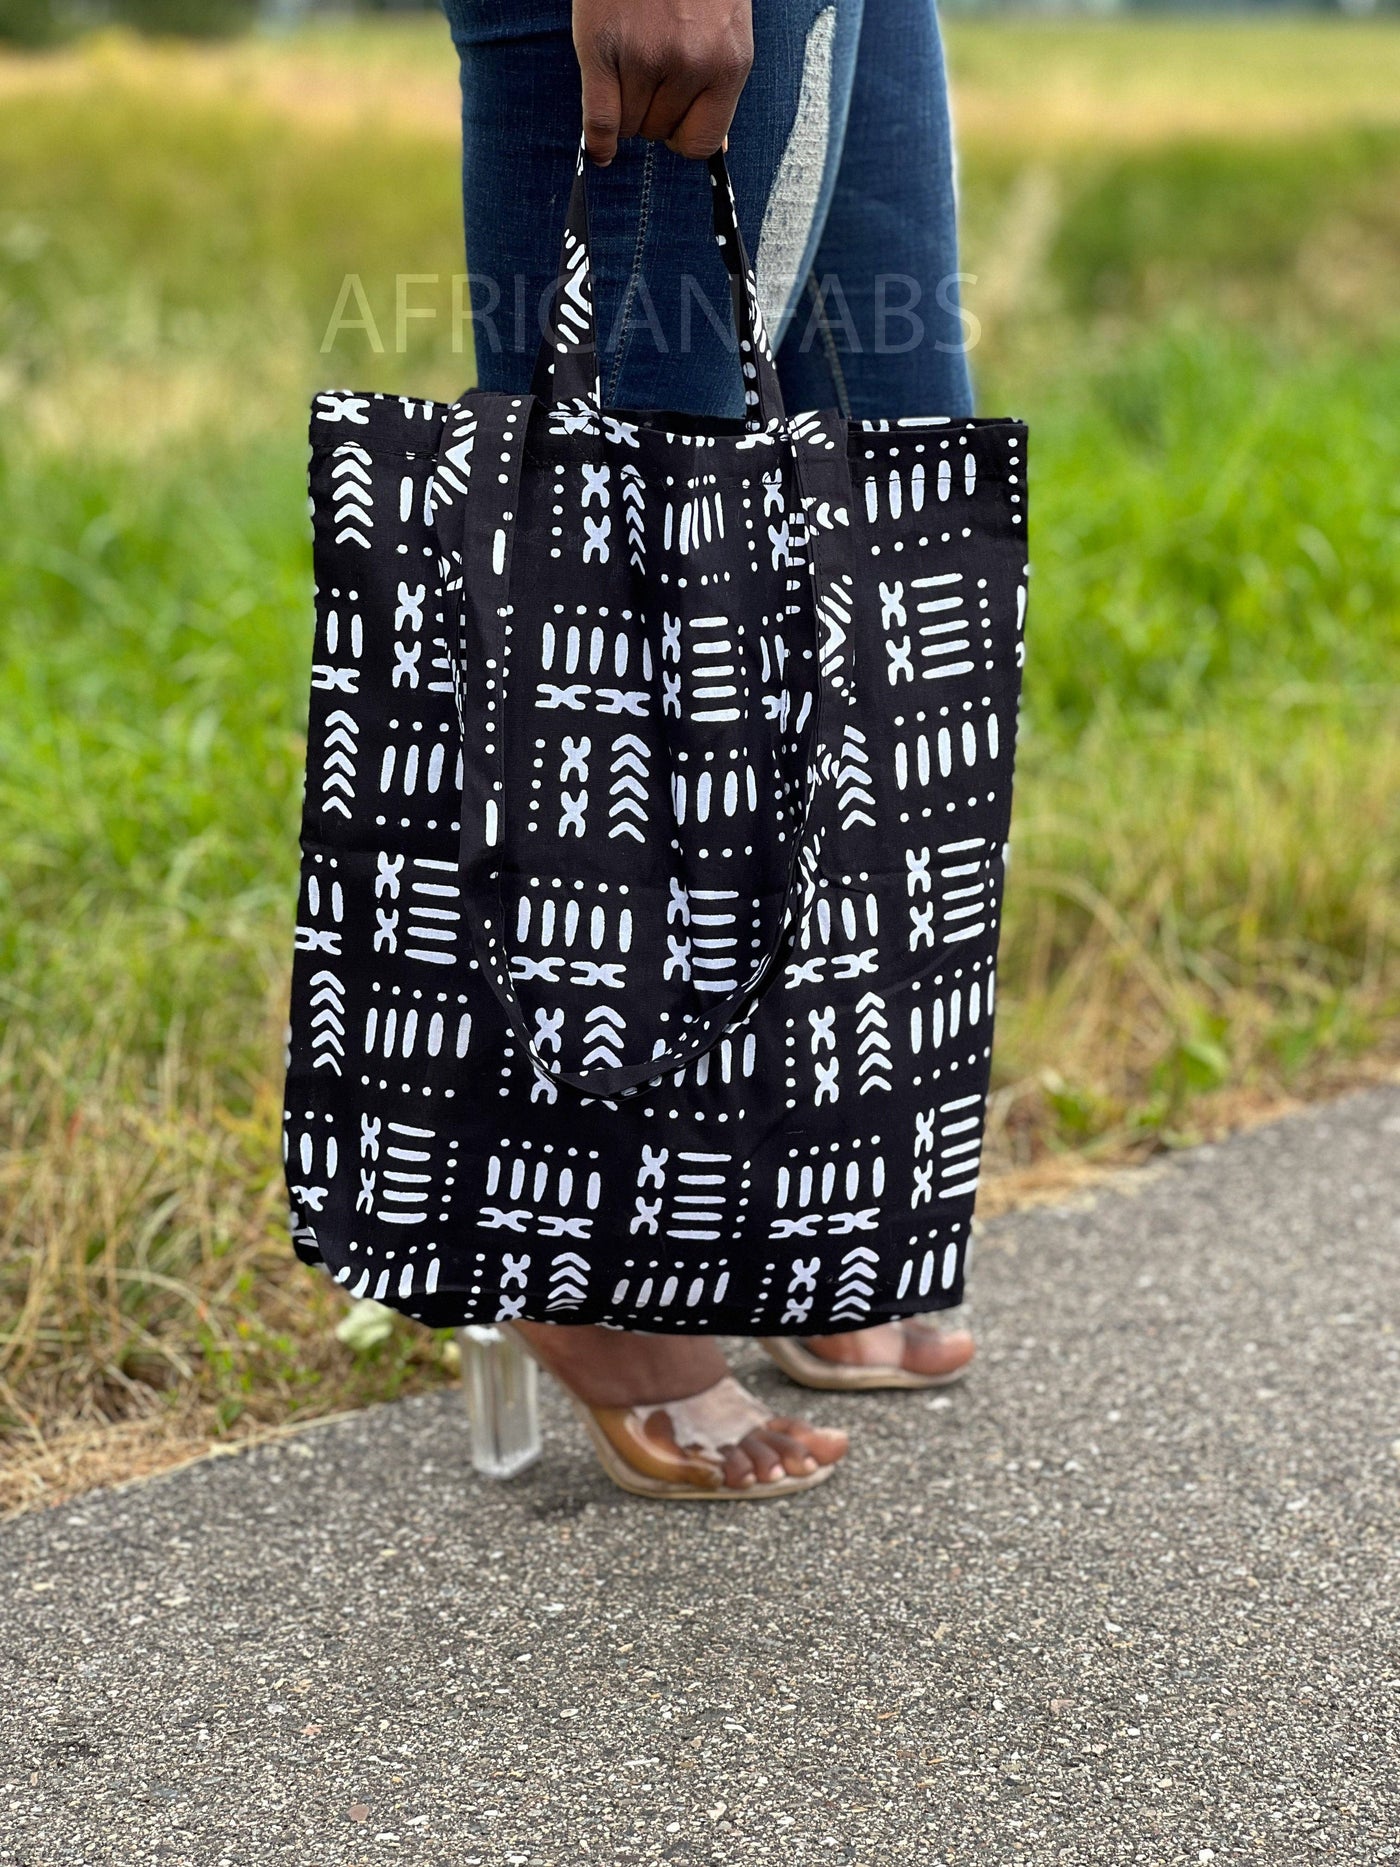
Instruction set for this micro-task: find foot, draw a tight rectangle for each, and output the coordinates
[801,1317,975,1382]
[511,1322,849,1491]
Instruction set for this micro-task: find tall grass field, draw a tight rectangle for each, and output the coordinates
[2,19,1397,1509]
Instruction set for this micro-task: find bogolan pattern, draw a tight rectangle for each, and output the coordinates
[284,386,1026,1335]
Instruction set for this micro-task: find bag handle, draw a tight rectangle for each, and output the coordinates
[442,395,856,1102]
[435,137,858,1101]
[530,142,785,432]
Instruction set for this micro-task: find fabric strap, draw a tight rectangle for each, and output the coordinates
[441,147,857,1102]
[529,143,785,432]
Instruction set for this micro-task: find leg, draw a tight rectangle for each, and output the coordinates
[775,0,975,419]
[440,0,863,417]
[438,0,854,1489]
[780,0,980,1376]
[439,0,969,1406]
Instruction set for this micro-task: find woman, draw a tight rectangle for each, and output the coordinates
[435,0,979,1498]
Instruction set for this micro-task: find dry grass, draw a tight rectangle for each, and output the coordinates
[946,17,1400,150]
[0,1402,366,1520]
[995,714,1400,1138]
[0,1022,458,1518]
[3,16,1399,155]
[0,25,464,139]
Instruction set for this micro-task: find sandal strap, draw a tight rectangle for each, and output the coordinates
[634,1375,770,1457]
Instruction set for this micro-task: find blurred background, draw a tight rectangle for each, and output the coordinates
[2,0,1396,1510]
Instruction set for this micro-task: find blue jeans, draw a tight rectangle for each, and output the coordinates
[440,0,974,420]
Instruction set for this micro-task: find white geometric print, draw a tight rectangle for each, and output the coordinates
[283,151,1026,1335]
[331,445,374,549]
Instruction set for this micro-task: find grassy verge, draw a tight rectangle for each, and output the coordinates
[1,21,1397,1513]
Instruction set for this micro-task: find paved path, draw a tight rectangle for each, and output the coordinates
[3,1090,1397,1867]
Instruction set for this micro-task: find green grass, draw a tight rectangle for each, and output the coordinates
[1020,332,1400,718]
[1,20,1397,1503]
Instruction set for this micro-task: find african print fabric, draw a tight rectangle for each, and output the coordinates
[283,153,1027,1334]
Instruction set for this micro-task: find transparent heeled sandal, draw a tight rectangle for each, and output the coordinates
[757,1316,976,1392]
[457,1323,842,1501]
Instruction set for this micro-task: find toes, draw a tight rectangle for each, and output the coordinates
[723,1419,849,1487]
[765,1428,825,1477]
[720,1443,759,1490]
[769,1415,850,1467]
[740,1428,819,1483]
[852,1323,907,1366]
[736,1431,786,1484]
[902,1323,975,1379]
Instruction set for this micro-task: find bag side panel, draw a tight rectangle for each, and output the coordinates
[282,392,484,1293]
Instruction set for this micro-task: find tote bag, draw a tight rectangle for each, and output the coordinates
[283,151,1027,1336]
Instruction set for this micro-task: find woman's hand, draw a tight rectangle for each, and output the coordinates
[573,0,753,166]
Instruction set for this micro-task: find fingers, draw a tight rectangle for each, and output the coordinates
[664,83,740,161]
[621,55,743,158]
[632,62,705,144]
[580,52,623,167]
[574,0,752,164]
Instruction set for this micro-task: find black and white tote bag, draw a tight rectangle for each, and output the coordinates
[283,152,1028,1336]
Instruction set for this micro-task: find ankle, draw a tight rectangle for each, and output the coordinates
[511,1322,729,1410]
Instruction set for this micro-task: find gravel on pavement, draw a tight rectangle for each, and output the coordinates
[2,1088,1397,1866]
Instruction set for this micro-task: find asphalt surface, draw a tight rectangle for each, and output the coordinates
[2,1089,1397,1867]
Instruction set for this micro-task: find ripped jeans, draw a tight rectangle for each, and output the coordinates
[439,0,974,420]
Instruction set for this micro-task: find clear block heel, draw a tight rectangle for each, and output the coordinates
[496,1324,844,1502]
[457,1324,542,1479]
